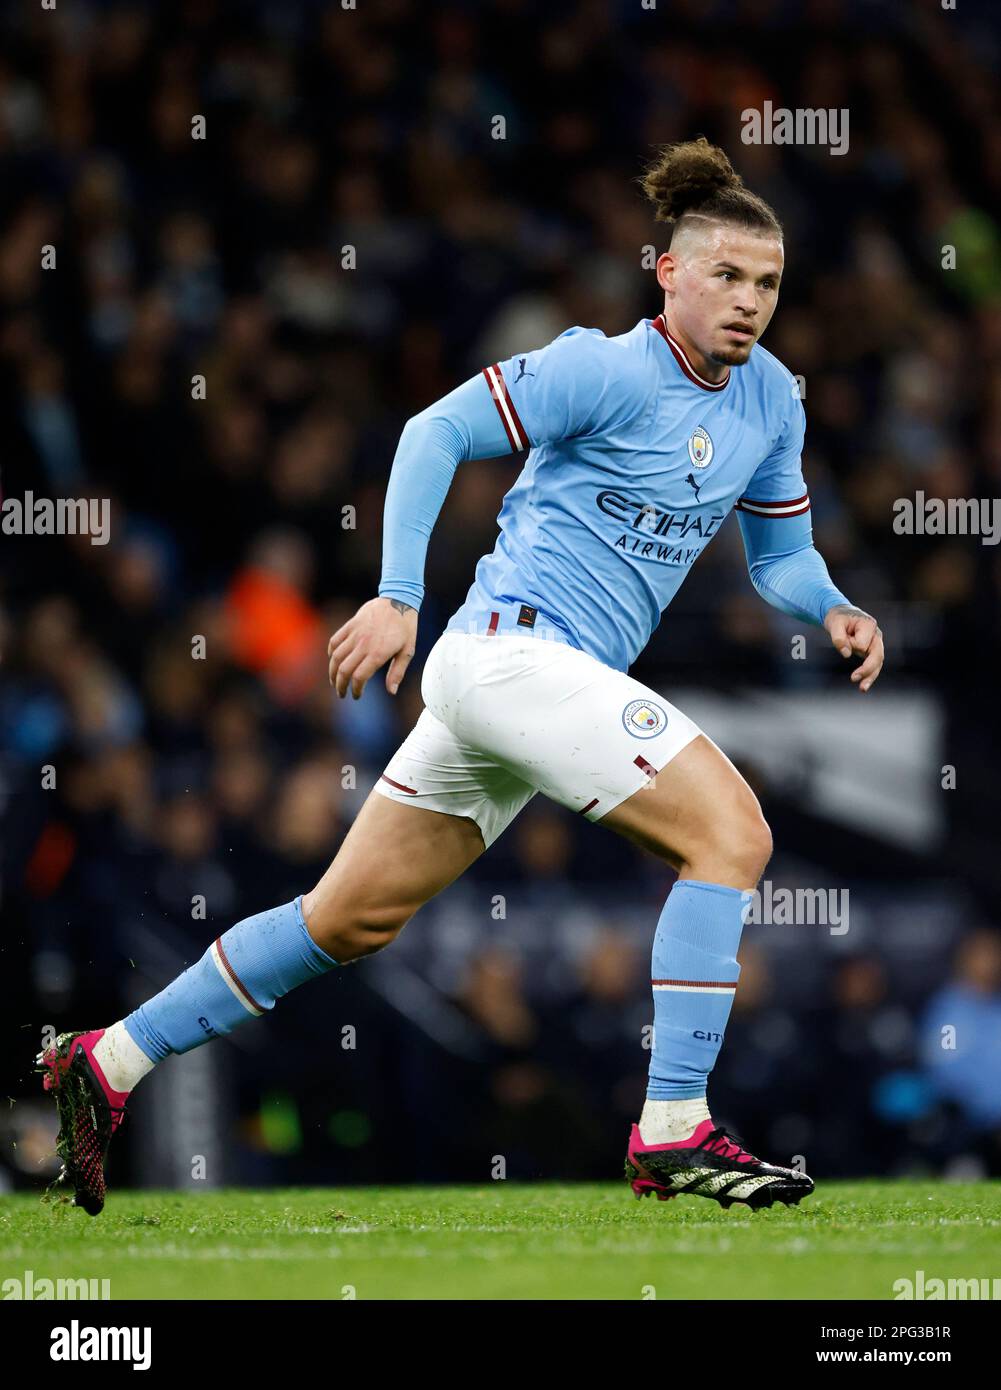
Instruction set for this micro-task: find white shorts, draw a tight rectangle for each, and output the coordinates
[374,631,704,847]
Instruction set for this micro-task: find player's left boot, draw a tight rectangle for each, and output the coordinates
[36,1029,130,1216]
[625,1118,814,1210]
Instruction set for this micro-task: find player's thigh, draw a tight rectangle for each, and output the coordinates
[302,787,485,941]
[438,635,769,880]
[438,635,700,825]
[599,731,772,879]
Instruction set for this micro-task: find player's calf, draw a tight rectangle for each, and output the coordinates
[38,896,337,1213]
[36,792,484,1212]
[603,737,787,1206]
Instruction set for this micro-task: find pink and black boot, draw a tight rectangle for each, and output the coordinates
[625,1118,814,1210]
[37,1029,130,1216]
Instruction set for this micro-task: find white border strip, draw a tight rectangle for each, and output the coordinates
[484,363,528,450]
[210,940,264,1016]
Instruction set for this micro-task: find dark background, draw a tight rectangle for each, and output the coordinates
[2,0,1000,1194]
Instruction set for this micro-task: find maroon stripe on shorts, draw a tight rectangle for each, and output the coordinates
[579,797,599,815]
[634,755,657,779]
[380,773,418,795]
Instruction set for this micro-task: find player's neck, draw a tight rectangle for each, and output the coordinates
[659,313,729,385]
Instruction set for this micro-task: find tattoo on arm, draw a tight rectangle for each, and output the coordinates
[389,599,416,616]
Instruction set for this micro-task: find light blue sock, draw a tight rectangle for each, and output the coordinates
[647,880,753,1100]
[123,897,338,1061]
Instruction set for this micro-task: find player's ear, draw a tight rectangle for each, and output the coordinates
[656,251,677,294]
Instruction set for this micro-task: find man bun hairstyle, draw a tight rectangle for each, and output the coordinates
[638,136,782,242]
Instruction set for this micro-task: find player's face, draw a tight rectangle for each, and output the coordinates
[657,225,784,376]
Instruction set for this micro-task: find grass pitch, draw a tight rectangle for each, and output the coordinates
[2,1182,999,1300]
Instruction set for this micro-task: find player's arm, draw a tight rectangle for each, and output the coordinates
[736,398,884,693]
[328,329,623,698]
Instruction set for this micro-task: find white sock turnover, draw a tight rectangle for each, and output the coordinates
[639,1096,711,1145]
[91,1022,156,1093]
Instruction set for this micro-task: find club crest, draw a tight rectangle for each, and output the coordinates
[687,426,714,469]
[622,698,668,739]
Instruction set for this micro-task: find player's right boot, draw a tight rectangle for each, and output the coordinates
[36,1029,130,1216]
[625,1118,815,1210]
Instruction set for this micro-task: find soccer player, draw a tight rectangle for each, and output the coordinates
[40,138,883,1214]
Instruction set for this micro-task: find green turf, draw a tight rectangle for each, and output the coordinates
[1,1183,999,1300]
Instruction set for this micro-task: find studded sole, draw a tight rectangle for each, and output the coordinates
[625,1156,813,1210]
[36,1031,106,1216]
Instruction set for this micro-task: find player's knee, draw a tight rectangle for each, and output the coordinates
[342,904,413,960]
[304,896,412,963]
[721,805,772,885]
[709,800,772,884]
[690,796,771,887]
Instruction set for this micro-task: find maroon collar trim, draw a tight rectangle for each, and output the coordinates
[650,314,731,391]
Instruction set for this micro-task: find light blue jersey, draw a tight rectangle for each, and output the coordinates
[378,314,850,672]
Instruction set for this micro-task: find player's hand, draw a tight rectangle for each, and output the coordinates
[327,597,418,699]
[823,604,884,693]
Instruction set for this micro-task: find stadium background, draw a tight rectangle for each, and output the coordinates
[1,0,1000,1197]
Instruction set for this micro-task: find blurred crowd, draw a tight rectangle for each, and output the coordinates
[2,0,1000,1187]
